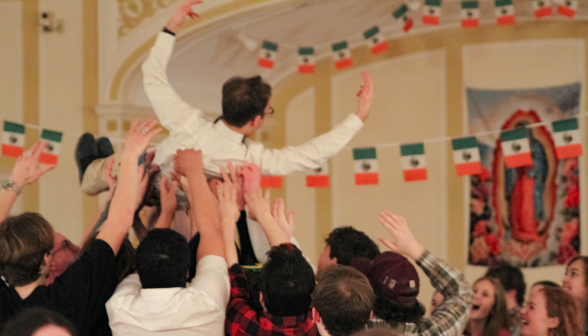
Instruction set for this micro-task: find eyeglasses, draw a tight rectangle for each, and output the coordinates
[264,107,275,116]
[51,240,76,255]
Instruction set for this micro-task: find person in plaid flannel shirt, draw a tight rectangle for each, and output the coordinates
[351,211,474,336]
[216,168,318,336]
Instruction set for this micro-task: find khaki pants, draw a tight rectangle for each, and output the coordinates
[80,154,120,196]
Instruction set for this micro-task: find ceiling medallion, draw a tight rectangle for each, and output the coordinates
[118,0,178,37]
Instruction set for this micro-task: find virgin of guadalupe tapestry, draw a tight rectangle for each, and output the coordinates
[467,83,581,267]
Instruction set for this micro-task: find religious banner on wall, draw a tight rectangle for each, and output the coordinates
[467,83,581,267]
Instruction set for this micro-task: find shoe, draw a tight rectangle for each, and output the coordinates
[75,133,99,183]
[96,137,114,158]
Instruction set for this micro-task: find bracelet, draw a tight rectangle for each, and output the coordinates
[2,180,21,196]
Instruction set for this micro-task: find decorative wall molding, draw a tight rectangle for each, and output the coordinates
[118,0,178,37]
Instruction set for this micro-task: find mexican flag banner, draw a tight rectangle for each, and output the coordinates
[557,0,578,18]
[495,0,515,26]
[452,136,482,176]
[461,1,480,28]
[2,121,25,157]
[500,128,532,168]
[353,147,378,185]
[552,118,582,159]
[258,41,278,69]
[393,4,414,33]
[363,26,388,55]
[400,143,427,182]
[260,176,282,189]
[298,47,315,74]
[306,163,329,187]
[532,0,553,18]
[39,129,62,165]
[332,41,352,69]
[422,0,442,26]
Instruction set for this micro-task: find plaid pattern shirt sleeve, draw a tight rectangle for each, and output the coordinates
[410,250,474,336]
[225,255,319,336]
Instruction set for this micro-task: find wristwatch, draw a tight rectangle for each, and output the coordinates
[2,180,21,196]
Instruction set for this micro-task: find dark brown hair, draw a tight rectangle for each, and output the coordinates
[542,286,584,336]
[80,231,135,283]
[0,213,54,286]
[313,265,375,336]
[566,256,588,315]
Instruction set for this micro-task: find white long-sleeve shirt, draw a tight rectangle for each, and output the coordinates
[106,255,230,336]
[143,32,364,177]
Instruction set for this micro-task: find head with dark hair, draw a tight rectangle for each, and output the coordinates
[81,232,136,283]
[319,226,380,269]
[484,263,526,307]
[520,286,584,336]
[351,328,403,336]
[1,307,77,336]
[0,213,54,287]
[221,75,272,128]
[372,295,425,324]
[563,256,588,315]
[312,265,375,336]
[467,277,510,336]
[259,244,314,316]
[135,229,190,289]
[529,280,560,298]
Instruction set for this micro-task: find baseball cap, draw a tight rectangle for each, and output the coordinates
[350,251,420,304]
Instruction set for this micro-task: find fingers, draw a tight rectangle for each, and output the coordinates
[159,175,169,192]
[169,180,178,196]
[32,140,46,159]
[220,166,230,183]
[379,237,397,252]
[287,210,295,226]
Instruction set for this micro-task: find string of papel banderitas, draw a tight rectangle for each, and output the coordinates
[0,113,584,188]
[257,0,579,73]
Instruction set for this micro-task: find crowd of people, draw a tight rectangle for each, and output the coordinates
[0,1,587,336]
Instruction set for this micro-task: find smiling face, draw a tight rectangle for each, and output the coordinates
[520,290,558,336]
[563,259,587,306]
[469,279,496,322]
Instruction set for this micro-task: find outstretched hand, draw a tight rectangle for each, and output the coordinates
[355,72,374,122]
[218,167,241,225]
[244,188,271,222]
[166,0,202,33]
[10,140,55,188]
[271,198,295,239]
[159,175,178,216]
[240,163,261,195]
[124,118,161,157]
[173,149,203,178]
[378,211,425,260]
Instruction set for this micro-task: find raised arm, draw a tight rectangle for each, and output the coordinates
[142,0,206,134]
[153,176,178,229]
[244,188,289,247]
[253,73,373,176]
[97,119,161,255]
[0,140,55,223]
[174,149,225,261]
[217,167,241,267]
[379,211,474,336]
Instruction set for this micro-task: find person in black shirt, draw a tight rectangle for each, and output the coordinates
[0,119,161,336]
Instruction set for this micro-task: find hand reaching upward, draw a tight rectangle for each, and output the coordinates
[355,72,374,122]
[165,0,202,33]
[378,211,425,260]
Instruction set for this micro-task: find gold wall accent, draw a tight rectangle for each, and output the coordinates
[83,0,100,232]
[107,120,118,131]
[22,0,39,213]
[118,0,178,37]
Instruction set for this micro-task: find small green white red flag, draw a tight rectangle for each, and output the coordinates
[557,0,578,18]
[400,143,427,182]
[532,0,553,18]
[393,4,414,33]
[2,121,25,157]
[353,147,378,185]
[363,26,388,55]
[452,136,482,176]
[39,129,62,165]
[298,47,315,74]
[306,163,329,188]
[552,118,582,159]
[500,128,532,168]
[461,1,480,28]
[495,0,515,26]
[258,41,278,69]
[332,41,352,69]
[422,0,442,26]
[260,176,282,188]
